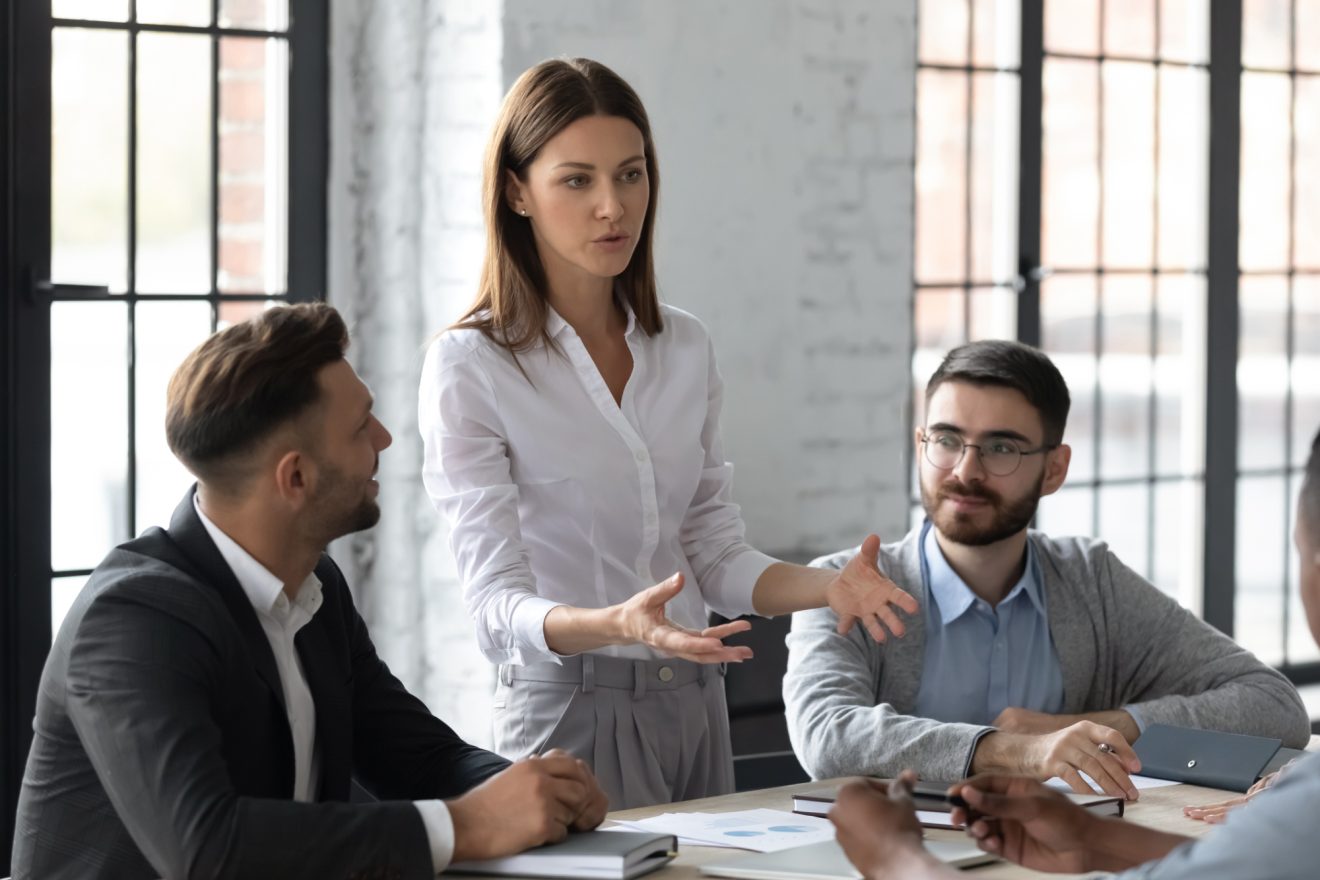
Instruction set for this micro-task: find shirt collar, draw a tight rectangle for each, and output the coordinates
[193,494,322,619]
[922,522,1045,623]
[544,290,638,341]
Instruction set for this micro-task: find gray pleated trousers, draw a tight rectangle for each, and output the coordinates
[493,654,734,810]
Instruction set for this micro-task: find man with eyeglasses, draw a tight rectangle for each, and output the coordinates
[783,340,1308,800]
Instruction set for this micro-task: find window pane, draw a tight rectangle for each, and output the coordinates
[1299,2,1320,70]
[914,290,966,430]
[1157,66,1209,270]
[1236,475,1287,665]
[1100,275,1153,479]
[52,575,90,643]
[1242,0,1293,69]
[920,0,970,65]
[137,0,211,27]
[1042,275,1098,482]
[1239,72,1293,271]
[1045,0,1099,55]
[1102,62,1156,268]
[1294,76,1320,268]
[1159,0,1209,64]
[135,302,213,533]
[137,33,212,294]
[1239,276,1290,471]
[1155,274,1206,477]
[1043,59,1100,269]
[221,0,290,30]
[969,288,1016,340]
[52,28,129,292]
[970,73,1020,283]
[1293,278,1320,467]
[1036,485,1096,538]
[1104,0,1156,58]
[1153,479,1204,608]
[916,70,969,283]
[53,0,128,21]
[972,0,1021,68]
[1099,482,1151,580]
[219,38,289,294]
[1287,477,1320,662]
[52,302,129,571]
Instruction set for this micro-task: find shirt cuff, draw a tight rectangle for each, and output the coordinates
[709,548,779,617]
[1123,704,1148,735]
[510,595,568,664]
[962,726,997,778]
[414,800,455,874]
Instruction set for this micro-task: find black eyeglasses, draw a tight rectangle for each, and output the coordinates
[920,430,1057,477]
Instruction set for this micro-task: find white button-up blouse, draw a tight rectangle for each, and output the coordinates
[419,302,776,665]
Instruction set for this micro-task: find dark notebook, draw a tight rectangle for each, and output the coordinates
[1133,723,1282,792]
[447,831,677,879]
[791,782,1124,824]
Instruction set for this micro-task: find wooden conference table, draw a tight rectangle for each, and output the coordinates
[598,775,1240,880]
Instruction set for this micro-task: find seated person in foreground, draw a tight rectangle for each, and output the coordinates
[11,304,606,880]
[827,427,1320,880]
[784,340,1309,799]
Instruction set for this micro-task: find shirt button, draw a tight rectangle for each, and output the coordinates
[657,666,675,683]
[635,449,648,463]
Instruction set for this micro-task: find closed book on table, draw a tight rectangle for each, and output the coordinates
[792,783,1124,825]
[447,831,677,879]
[1133,723,1283,792]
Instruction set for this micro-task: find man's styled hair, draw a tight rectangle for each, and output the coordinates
[1303,428,1320,543]
[166,303,349,487]
[925,339,1072,446]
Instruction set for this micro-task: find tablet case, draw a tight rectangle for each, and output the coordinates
[1133,723,1282,792]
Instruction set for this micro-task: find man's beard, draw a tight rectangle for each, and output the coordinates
[310,461,381,543]
[920,472,1043,547]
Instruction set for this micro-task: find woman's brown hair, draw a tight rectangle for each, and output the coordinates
[454,57,663,351]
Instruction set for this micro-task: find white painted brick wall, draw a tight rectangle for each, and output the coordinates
[501,0,916,553]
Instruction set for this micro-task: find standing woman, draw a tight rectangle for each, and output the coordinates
[419,58,918,810]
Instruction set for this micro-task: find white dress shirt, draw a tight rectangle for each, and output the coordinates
[193,496,456,873]
[419,302,776,665]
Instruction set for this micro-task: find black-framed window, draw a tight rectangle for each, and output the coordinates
[1234,0,1320,670]
[911,1,1319,680]
[47,3,302,625]
[3,0,327,863]
[911,0,1023,527]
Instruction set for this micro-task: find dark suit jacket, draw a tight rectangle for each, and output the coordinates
[11,489,510,879]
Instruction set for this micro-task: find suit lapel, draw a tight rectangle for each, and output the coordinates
[167,487,289,715]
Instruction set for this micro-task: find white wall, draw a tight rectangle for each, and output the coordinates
[328,0,917,744]
[500,0,917,552]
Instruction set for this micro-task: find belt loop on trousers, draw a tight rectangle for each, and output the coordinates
[632,660,646,700]
[699,663,709,686]
[581,654,596,694]
[499,664,513,686]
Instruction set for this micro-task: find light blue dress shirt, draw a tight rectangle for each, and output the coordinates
[1116,752,1320,879]
[914,520,1066,725]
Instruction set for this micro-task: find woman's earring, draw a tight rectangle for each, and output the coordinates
[520,209,528,216]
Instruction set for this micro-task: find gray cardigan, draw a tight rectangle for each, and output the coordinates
[783,526,1311,782]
